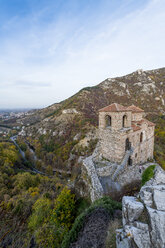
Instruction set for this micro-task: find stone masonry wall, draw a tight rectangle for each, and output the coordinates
[132,112,144,121]
[130,125,154,164]
[82,155,104,202]
[99,118,154,165]
[99,111,132,130]
[99,129,126,163]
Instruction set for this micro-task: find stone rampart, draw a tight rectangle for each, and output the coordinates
[82,155,104,202]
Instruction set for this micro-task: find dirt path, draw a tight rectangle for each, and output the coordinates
[70,208,110,248]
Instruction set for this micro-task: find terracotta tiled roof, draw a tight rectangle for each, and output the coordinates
[132,124,141,132]
[132,119,155,127]
[126,105,144,113]
[99,103,144,113]
[131,118,155,132]
[147,121,155,127]
[132,120,145,125]
[99,103,129,112]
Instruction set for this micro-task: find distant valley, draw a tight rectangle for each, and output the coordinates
[1,67,165,248]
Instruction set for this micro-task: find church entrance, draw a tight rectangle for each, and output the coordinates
[125,138,131,151]
[128,156,132,166]
[105,115,111,127]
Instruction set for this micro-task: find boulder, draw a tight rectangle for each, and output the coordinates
[116,166,165,248]
[139,186,153,207]
[122,196,144,225]
[116,229,132,248]
[153,185,165,211]
[147,206,165,248]
[145,166,165,186]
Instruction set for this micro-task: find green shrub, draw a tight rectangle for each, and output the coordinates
[141,165,156,186]
[35,223,65,248]
[29,187,76,248]
[13,199,24,215]
[13,197,33,217]
[14,172,41,190]
[61,196,121,248]
[28,197,51,231]
[75,198,90,216]
[0,142,20,167]
[51,187,76,230]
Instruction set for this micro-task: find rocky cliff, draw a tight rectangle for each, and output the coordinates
[116,166,165,248]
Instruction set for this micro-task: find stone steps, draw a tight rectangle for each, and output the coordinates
[96,163,118,177]
[112,148,133,181]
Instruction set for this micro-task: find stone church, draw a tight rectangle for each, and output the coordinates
[98,103,155,166]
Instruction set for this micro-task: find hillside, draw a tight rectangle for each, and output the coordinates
[17,68,165,176]
[1,67,165,248]
[22,67,165,126]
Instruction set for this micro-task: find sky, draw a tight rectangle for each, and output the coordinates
[0,0,165,109]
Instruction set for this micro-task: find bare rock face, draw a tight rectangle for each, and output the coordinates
[62,108,79,114]
[122,196,144,226]
[147,207,165,247]
[116,166,165,248]
[153,186,165,211]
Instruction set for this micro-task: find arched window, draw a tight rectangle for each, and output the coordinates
[105,115,111,127]
[123,115,127,128]
[125,138,130,151]
[128,156,132,166]
[140,132,143,143]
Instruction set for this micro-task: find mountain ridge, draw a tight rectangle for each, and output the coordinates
[17,67,165,176]
[20,67,165,127]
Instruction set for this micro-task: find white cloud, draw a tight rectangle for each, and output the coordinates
[0,0,165,108]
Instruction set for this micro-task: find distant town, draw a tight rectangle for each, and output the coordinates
[0,109,33,138]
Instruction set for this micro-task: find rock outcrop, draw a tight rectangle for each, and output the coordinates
[116,166,165,248]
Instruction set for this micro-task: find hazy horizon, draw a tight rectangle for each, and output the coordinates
[1,65,164,110]
[0,0,165,108]
[0,106,49,110]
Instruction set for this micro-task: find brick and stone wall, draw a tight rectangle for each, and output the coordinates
[99,111,132,130]
[132,112,144,121]
[99,129,128,163]
[99,109,154,165]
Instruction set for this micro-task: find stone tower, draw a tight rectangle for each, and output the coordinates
[98,103,155,165]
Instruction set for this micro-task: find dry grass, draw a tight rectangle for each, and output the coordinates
[105,218,122,248]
